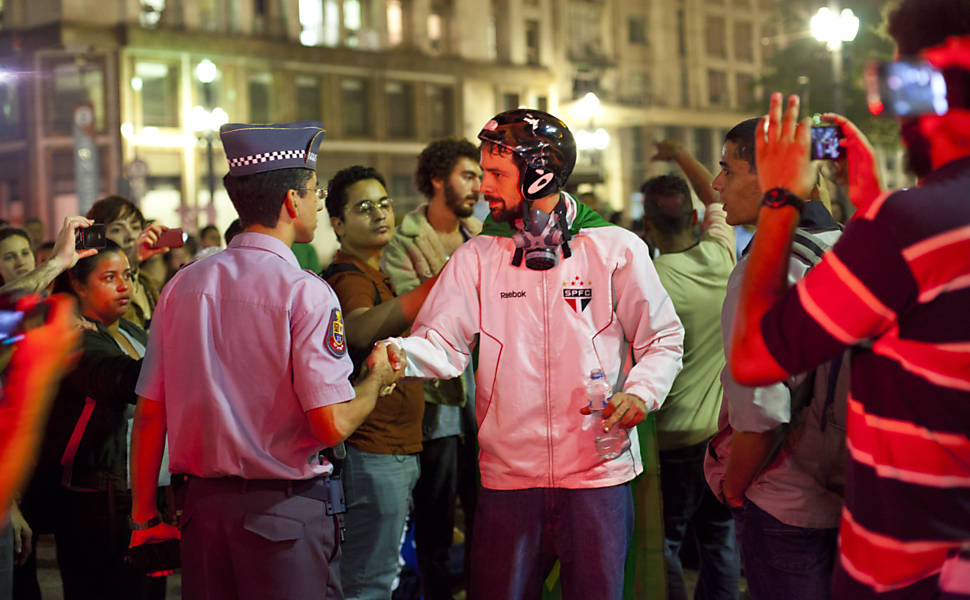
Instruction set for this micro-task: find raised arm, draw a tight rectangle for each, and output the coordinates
[0,217,96,296]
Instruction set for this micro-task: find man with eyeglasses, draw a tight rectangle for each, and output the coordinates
[323,165,442,600]
[129,122,405,599]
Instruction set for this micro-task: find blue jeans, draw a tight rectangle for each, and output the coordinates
[340,448,420,600]
[469,485,633,600]
[660,441,739,600]
[734,499,838,600]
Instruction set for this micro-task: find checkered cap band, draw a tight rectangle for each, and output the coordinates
[227,149,306,168]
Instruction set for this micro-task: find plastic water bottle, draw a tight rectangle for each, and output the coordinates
[585,369,631,460]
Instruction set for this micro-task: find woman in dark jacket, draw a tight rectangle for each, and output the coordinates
[36,241,165,599]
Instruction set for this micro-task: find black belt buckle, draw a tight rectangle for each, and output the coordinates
[324,475,346,516]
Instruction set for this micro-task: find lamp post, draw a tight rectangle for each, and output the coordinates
[810,3,860,114]
[193,59,224,226]
[574,92,610,156]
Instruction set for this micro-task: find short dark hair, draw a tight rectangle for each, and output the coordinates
[199,224,219,239]
[724,118,761,173]
[224,219,242,245]
[53,239,126,296]
[0,227,32,250]
[887,0,970,56]
[222,168,313,228]
[325,165,387,221]
[641,175,694,236]
[87,196,145,227]
[414,139,480,199]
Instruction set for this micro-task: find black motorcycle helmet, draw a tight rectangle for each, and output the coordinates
[477,109,577,202]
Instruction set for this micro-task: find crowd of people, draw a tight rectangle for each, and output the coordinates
[0,0,967,599]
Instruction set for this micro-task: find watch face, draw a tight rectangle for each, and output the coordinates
[762,188,802,211]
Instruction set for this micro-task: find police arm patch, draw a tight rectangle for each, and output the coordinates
[324,308,346,357]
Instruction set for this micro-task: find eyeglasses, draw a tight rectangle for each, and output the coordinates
[351,198,394,216]
[298,187,328,201]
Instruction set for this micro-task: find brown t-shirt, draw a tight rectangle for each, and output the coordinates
[325,250,424,455]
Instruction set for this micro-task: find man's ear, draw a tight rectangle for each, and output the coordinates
[430,176,445,193]
[283,189,300,219]
[330,215,344,239]
[691,210,698,227]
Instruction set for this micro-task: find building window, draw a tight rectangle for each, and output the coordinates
[429,0,453,55]
[694,128,713,170]
[386,81,415,139]
[426,84,454,139]
[341,77,370,137]
[736,72,755,109]
[568,0,604,60]
[299,0,324,45]
[525,19,540,65]
[708,69,728,106]
[48,61,106,135]
[680,66,689,107]
[296,76,322,122]
[344,0,362,47]
[705,15,726,57]
[387,0,404,46]
[0,77,21,140]
[626,71,651,105]
[502,93,520,110]
[734,21,753,62]
[140,0,165,27]
[627,15,647,45]
[136,61,179,128]
[536,95,548,112]
[248,73,272,123]
[677,9,687,58]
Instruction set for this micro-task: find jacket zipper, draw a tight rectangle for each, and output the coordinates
[542,271,555,487]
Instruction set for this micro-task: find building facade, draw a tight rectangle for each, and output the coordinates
[1,0,875,247]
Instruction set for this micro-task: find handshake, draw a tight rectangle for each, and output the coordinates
[363,342,407,397]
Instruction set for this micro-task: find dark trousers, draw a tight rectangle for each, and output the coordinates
[660,440,740,600]
[469,485,633,600]
[55,489,166,600]
[180,476,341,600]
[734,498,838,600]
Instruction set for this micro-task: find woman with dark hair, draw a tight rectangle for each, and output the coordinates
[0,228,35,286]
[86,196,168,329]
[25,242,167,599]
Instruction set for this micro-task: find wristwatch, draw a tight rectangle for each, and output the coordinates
[129,514,162,530]
[761,187,805,213]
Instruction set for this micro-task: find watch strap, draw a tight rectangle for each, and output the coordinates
[762,187,806,213]
[129,514,162,530]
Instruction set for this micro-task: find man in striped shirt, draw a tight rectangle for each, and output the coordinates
[730,3,970,596]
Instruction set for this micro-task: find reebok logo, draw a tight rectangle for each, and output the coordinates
[500,290,527,299]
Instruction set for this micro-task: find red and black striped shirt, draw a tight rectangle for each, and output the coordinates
[761,156,970,598]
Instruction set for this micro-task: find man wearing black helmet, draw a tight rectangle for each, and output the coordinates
[385,109,684,599]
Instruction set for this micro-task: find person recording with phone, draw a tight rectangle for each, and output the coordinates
[0,217,99,297]
[730,1,970,596]
[15,242,168,600]
[86,196,172,330]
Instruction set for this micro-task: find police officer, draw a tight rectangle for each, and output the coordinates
[128,121,404,600]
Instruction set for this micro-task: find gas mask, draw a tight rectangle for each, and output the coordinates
[511,200,572,270]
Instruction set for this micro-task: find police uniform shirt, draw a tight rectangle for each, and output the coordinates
[136,232,355,480]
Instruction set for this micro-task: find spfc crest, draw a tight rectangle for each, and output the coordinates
[563,276,592,313]
[325,308,346,357]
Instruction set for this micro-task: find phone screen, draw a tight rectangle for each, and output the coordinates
[869,60,949,117]
[0,310,25,344]
[811,126,843,160]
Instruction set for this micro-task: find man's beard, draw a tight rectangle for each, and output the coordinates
[901,118,933,180]
[445,182,477,218]
[484,194,520,224]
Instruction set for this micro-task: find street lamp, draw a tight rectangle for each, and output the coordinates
[193,59,225,226]
[811,4,859,114]
[574,92,611,152]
